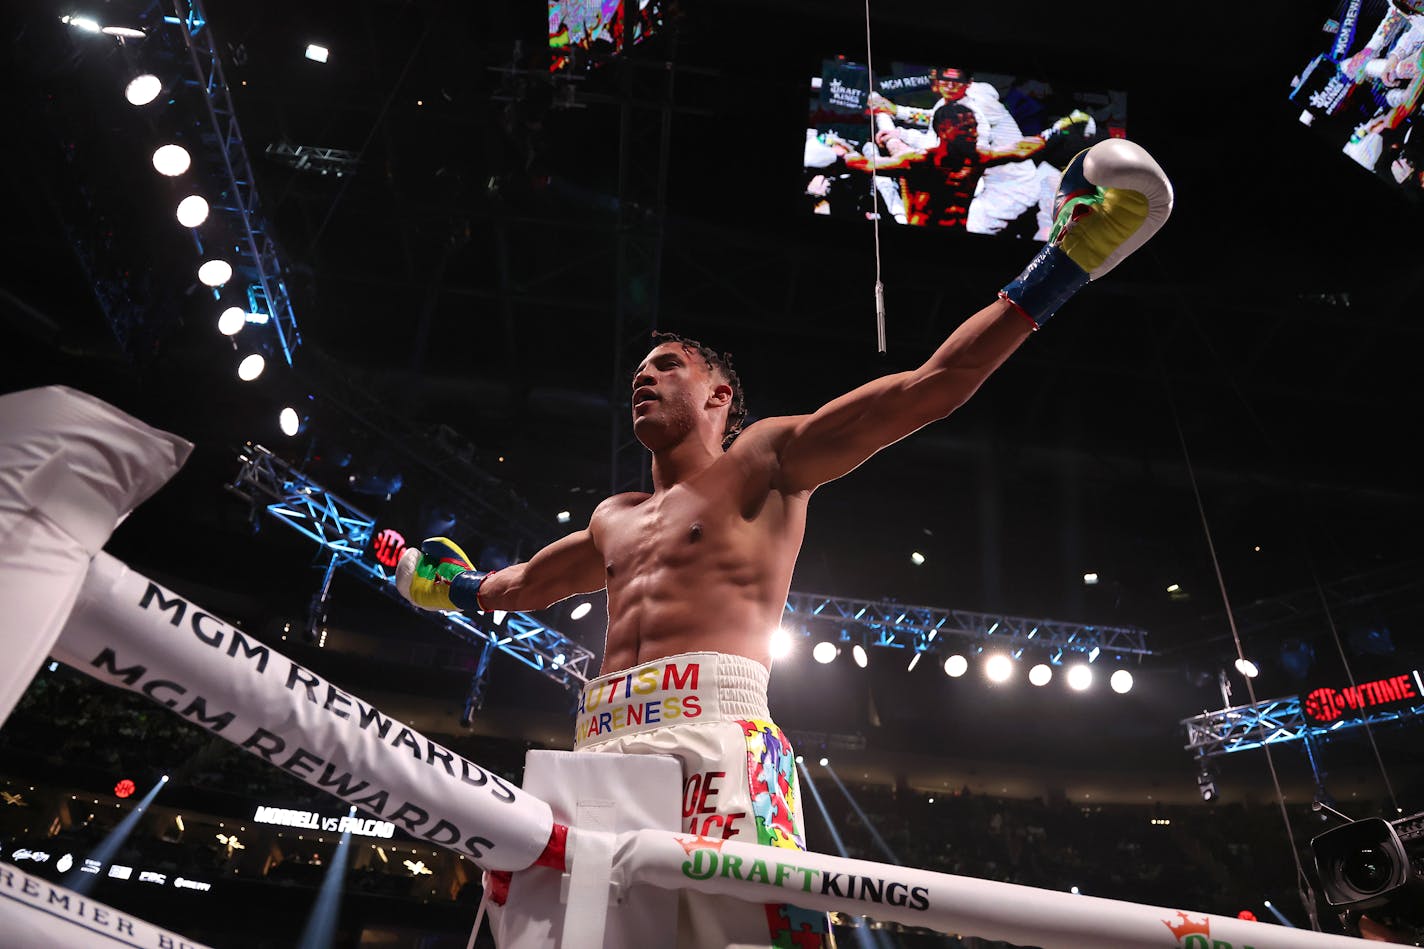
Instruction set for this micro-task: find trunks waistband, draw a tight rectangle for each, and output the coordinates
[574,651,771,749]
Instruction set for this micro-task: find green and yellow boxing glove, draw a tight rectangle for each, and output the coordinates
[1001,138,1174,328]
[394,536,489,613]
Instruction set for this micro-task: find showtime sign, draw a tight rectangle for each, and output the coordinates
[1302,669,1424,724]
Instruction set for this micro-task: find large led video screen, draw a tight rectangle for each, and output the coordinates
[1288,0,1424,196]
[804,57,1128,238]
[549,1,666,73]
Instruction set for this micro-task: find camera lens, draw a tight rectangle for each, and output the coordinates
[1342,846,1392,894]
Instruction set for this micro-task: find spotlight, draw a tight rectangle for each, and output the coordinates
[1028,663,1052,686]
[1067,664,1093,691]
[102,26,146,39]
[569,602,592,621]
[1197,768,1218,802]
[851,644,868,669]
[818,757,829,767]
[218,306,246,336]
[176,195,209,227]
[305,44,330,63]
[237,353,265,381]
[984,653,1013,683]
[812,641,838,664]
[278,407,304,436]
[66,15,102,33]
[152,144,191,176]
[910,551,925,566]
[1110,669,1134,694]
[198,260,233,287]
[556,511,571,524]
[943,654,968,678]
[124,74,161,105]
[770,627,794,661]
[1234,658,1259,678]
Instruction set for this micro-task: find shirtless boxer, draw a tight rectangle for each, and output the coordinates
[397,137,1174,948]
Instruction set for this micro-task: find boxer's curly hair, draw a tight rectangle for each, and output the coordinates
[647,330,747,445]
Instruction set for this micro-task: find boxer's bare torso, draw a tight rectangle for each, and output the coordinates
[591,422,809,673]
[473,308,1032,675]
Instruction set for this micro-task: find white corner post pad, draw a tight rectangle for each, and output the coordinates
[0,860,213,949]
[495,750,681,949]
[0,385,193,728]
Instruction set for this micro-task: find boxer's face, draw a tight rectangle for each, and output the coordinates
[631,342,725,450]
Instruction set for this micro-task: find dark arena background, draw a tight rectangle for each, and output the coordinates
[2,0,1423,946]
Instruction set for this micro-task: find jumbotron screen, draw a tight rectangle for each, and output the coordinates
[804,56,1128,238]
[1288,0,1424,196]
[548,1,666,72]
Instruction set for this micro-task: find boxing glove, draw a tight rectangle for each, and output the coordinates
[1001,138,1173,327]
[394,536,489,613]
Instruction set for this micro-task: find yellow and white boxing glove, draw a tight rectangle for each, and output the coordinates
[394,536,489,613]
[1001,138,1173,327]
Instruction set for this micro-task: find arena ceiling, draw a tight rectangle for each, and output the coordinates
[3,0,1422,795]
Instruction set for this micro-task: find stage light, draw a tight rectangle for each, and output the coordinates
[237,353,265,381]
[984,653,1013,683]
[124,74,161,105]
[910,551,925,566]
[152,144,191,176]
[102,26,146,39]
[818,757,829,767]
[198,259,233,287]
[176,195,209,227]
[907,652,921,672]
[1067,664,1093,691]
[944,654,968,678]
[556,510,571,524]
[851,644,868,668]
[279,407,303,436]
[306,43,329,63]
[1083,572,1099,586]
[1197,768,1218,802]
[218,307,245,335]
[770,627,794,660]
[1234,658,1259,678]
[1028,663,1052,686]
[66,15,102,33]
[569,602,592,620]
[812,641,838,664]
[1110,669,1134,694]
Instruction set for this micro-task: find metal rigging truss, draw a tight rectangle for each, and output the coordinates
[1182,693,1424,760]
[228,445,599,689]
[168,0,302,365]
[783,592,1152,663]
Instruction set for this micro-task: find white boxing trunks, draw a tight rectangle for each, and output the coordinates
[575,652,829,949]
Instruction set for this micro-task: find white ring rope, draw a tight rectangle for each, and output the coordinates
[0,387,1373,948]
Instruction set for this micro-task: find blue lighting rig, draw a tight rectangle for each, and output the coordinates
[782,592,1152,664]
[1182,693,1424,760]
[229,444,600,689]
[167,0,302,365]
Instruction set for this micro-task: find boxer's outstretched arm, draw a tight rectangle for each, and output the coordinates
[774,298,1030,494]
[776,138,1173,495]
[476,526,606,612]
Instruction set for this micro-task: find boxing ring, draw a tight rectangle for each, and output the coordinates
[0,386,1374,949]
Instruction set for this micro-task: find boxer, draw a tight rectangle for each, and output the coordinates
[398,137,1174,948]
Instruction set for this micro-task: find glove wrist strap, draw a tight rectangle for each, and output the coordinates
[449,570,490,614]
[1000,243,1089,327]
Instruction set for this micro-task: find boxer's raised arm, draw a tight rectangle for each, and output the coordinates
[776,138,1173,495]
[395,528,604,616]
[774,300,1030,493]
[476,528,606,612]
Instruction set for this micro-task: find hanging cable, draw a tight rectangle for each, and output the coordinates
[863,0,886,352]
[1160,358,1321,929]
